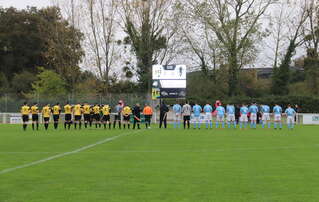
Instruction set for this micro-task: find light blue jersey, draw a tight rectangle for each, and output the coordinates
[273,105,282,115]
[173,104,182,113]
[216,106,225,116]
[249,105,258,114]
[193,105,202,117]
[203,105,213,113]
[240,106,249,115]
[285,107,296,116]
[226,105,235,114]
[261,105,270,113]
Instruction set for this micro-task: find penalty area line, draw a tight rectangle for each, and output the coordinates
[0,130,141,175]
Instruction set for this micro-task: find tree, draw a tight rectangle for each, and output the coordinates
[119,0,175,93]
[31,68,67,99]
[184,0,274,96]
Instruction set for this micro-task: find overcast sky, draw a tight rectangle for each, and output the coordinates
[0,0,52,9]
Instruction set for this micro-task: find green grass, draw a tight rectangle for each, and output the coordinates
[1,124,319,202]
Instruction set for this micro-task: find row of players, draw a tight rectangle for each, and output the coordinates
[173,102,297,130]
[20,101,153,131]
[20,101,297,130]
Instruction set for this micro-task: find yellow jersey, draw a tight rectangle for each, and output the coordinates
[30,105,39,114]
[53,105,61,115]
[73,104,82,116]
[64,104,72,114]
[122,106,132,116]
[102,105,111,115]
[83,104,91,114]
[21,105,30,115]
[93,105,100,114]
[42,106,51,118]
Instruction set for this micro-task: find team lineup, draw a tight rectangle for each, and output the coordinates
[20,100,297,131]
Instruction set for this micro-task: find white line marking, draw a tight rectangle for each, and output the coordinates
[0,130,141,175]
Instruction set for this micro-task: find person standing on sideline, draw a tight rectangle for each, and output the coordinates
[132,103,142,129]
[248,102,258,129]
[83,102,91,128]
[182,101,192,129]
[31,103,39,130]
[215,103,225,128]
[21,102,30,131]
[226,104,236,129]
[101,104,111,129]
[172,102,182,128]
[240,104,249,129]
[192,103,202,129]
[285,104,296,130]
[52,103,61,130]
[143,104,153,129]
[42,104,51,130]
[203,103,213,129]
[159,101,169,128]
[113,101,123,129]
[273,104,283,130]
[261,104,271,128]
[64,102,72,130]
[93,104,101,128]
[122,105,132,129]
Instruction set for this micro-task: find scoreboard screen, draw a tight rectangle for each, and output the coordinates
[152,65,187,99]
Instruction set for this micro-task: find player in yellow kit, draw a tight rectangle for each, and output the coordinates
[73,103,83,129]
[42,104,51,130]
[92,104,101,128]
[83,102,91,128]
[30,103,39,130]
[101,104,111,129]
[52,103,61,130]
[64,102,72,130]
[122,105,132,129]
[20,102,30,131]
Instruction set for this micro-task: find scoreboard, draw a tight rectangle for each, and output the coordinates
[152,64,187,99]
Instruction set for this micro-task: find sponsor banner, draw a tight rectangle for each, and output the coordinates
[303,114,319,125]
[10,116,23,124]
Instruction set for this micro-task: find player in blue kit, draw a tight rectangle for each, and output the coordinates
[285,104,296,130]
[226,104,236,128]
[273,104,283,129]
[240,104,249,129]
[203,103,213,129]
[172,103,182,128]
[248,103,258,129]
[261,104,271,128]
[215,103,225,128]
[192,103,202,129]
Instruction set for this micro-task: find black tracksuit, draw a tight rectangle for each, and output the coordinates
[133,105,141,129]
[159,104,169,128]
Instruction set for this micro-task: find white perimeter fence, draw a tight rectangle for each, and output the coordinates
[0,112,319,125]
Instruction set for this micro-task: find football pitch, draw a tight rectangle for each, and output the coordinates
[1,124,319,202]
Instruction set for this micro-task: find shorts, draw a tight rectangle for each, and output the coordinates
[227,114,235,122]
[174,113,181,121]
[262,113,270,121]
[53,115,60,122]
[84,114,90,122]
[216,115,224,122]
[22,115,29,122]
[205,113,212,121]
[102,115,110,122]
[74,115,82,121]
[123,115,130,121]
[240,114,248,122]
[65,114,72,121]
[32,114,39,122]
[274,114,281,121]
[287,116,294,124]
[250,113,257,121]
[144,115,152,122]
[43,117,50,122]
[184,116,190,121]
[193,116,201,123]
[93,114,100,121]
[114,114,121,121]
